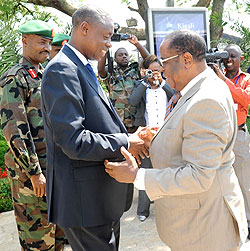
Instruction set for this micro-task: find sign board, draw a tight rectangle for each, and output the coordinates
[146,8,210,58]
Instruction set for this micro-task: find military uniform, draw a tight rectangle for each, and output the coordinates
[103,62,139,132]
[52,33,70,47]
[0,20,65,251]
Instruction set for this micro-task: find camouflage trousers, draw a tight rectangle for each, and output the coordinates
[9,178,66,251]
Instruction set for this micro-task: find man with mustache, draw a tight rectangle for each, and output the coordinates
[98,36,149,133]
[0,20,66,250]
[214,44,250,239]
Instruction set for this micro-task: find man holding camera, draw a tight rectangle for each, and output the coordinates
[98,35,149,133]
[214,44,250,238]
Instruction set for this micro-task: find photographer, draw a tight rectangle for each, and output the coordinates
[129,55,174,221]
[214,44,250,238]
[98,35,149,133]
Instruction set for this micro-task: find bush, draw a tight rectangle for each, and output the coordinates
[0,178,13,212]
[0,129,12,212]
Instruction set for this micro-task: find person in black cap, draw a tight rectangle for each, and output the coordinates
[50,33,71,60]
[0,20,66,251]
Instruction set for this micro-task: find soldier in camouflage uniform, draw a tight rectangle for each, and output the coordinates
[0,20,65,251]
[98,35,149,133]
[49,33,70,60]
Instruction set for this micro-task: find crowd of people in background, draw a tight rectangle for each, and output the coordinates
[0,4,250,251]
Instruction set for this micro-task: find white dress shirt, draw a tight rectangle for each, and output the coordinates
[145,83,168,127]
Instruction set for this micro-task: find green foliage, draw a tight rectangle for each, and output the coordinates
[247,113,250,133]
[0,130,8,173]
[0,0,66,76]
[231,24,250,72]
[0,20,21,77]
[210,11,228,28]
[61,22,73,36]
[0,178,13,212]
[121,0,131,5]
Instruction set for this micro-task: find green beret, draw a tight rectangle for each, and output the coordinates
[18,20,54,39]
[52,33,71,46]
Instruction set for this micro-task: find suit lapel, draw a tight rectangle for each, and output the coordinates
[62,45,111,107]
[62,45,127,134]
[152,77,207,143]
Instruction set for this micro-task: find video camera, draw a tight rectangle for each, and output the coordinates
[111,23,131,42]
[205,48,229,71]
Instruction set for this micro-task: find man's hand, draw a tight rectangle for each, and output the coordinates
[212,64,226,81]
[30,173,46,197]
[139,126,159,148]
[105,146,138,183]
[127,34,138,45]
[128,127,149,165]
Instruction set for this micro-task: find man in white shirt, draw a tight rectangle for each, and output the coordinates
[105,30,247,251]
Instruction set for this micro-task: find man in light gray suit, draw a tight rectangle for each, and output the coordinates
[105,30,248,251]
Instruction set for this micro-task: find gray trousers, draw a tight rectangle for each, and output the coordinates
[233,125,250,226]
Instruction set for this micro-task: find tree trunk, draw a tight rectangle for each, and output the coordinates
[127,0,148,22]
[25,0,76,16]
[195,0,213,7]
[23,0,228,47]
[209,0,226,47]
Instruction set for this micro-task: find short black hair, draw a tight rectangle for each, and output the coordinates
[72,5,112,28]
[166,30,206,61]
[114,47,128,58]
[225,44,242,57]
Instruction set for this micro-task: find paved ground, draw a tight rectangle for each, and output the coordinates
[1,189,250,250]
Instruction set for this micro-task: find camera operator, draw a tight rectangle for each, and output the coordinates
[213,44,250,238]
[98,35,149,133]
[129,55,174,222]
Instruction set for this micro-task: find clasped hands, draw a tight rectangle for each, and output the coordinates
[104,126,159,183]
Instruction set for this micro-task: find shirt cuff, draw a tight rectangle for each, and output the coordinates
[134,168,146,190]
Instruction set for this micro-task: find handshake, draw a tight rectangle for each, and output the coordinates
[104,126,159,183]
[127,126,159,164]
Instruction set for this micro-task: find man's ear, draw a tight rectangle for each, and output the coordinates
[183,52,193,68]
[80,21,89,35]
[240,55,244,63]
[22,35,28,47]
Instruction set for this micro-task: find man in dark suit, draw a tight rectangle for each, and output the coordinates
[41,5,147,251]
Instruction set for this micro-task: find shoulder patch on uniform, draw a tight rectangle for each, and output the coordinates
[0,64,24,87]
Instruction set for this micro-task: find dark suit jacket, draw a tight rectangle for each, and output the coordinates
[41,44,133,228]
[129,80,174,126]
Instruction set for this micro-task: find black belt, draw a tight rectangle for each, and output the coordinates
[238,123,246,132]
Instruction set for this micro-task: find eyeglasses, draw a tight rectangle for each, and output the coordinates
[160,54,179,65]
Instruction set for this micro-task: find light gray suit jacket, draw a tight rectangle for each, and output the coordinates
[145,69,248,251]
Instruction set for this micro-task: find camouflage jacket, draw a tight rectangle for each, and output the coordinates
[104,62,140,129]
[0,57,46,180]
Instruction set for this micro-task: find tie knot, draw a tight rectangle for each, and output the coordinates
[86,63,97,79]
[173,91,181,104]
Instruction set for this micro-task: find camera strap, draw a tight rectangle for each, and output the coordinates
[234,75,240,86]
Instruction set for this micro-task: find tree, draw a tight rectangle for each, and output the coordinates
[0,0,63,76]
[5,0,247,44]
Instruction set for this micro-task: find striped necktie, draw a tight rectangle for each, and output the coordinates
[165,92,181,120]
